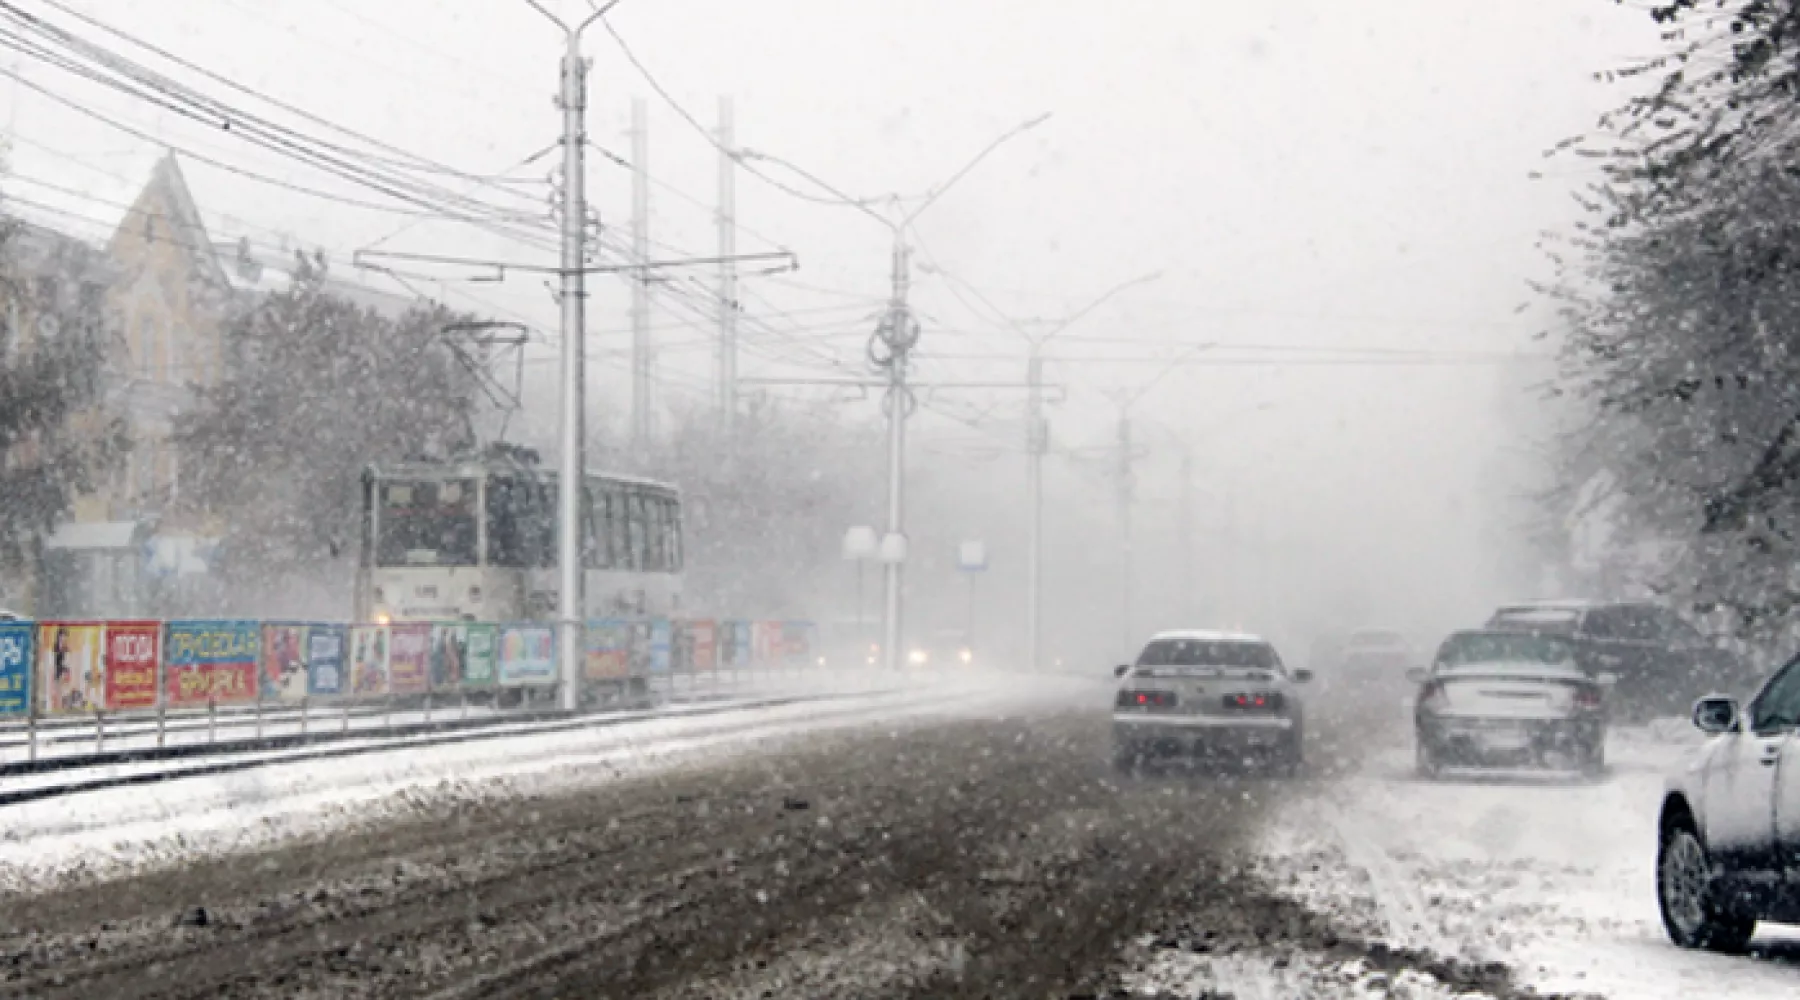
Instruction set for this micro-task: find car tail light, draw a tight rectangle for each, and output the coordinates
[1574,684,1602,711]
[1116,690,1177,708]
[1222,692,1284,712]
[1417,680,1448,712]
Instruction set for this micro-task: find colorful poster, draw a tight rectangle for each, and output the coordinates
[627,620,653,676]
[0,620,32,717]
[348,625,390,696]
[260,623,312,702]
[463,624,497,687]
[584,621,631,681]
[163,620,259,706]
[430,624,468,691]
[648,619,672,675]
[388,623,431,695]
[781,621,815,665]
[752,621,783,666]
[37,621,104,714]
[307,625,347,697]
[688,620,718,672]
[105,620,161,710]
[720,621,752,669]
[498,624,555,686]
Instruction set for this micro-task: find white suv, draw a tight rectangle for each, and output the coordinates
[1655,657,1800,952]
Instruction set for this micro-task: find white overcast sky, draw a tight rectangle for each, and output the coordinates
[2,0,1669,627]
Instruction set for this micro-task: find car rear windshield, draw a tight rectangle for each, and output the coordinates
[1136,639,1276,669]
[1437,632,1577,668]
[1487,608,1579,635]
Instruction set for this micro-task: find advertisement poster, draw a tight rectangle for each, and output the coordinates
[164,620,259,706]
[388,623,431,695]
[498,624,555,686]
[260,624,312,702]
[752,621,783,667]
[306,625,347,697]
[462,624,496,687]
[0,621,32,717]
[429,624,467,691]
[719,621,752,670]
[104,620,161,710]
[687,620,718,672]
[584,621,631,681]
[349,625,390,696]
[37,621,104,714]
[648,619,672,675]
[781,621,815,665]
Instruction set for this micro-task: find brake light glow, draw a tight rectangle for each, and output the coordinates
[1574,684,1603,710]
[1116,690,1177,709]
[1222,692,1284,711]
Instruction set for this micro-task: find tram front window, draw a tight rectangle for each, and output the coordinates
[376,478,478,567]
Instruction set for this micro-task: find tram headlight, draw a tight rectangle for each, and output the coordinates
[908,648,929,665]
[373,610,392,625]
[959,647,973,665]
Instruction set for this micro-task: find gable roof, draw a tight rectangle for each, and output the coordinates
[107,152,230,290]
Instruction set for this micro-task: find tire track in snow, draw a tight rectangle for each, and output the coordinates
[1310,786,1458,959]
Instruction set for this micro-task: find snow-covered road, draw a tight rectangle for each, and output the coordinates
[1259,717,1800,998]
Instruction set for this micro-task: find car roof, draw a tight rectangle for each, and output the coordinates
[1146,629,1268,645]
[1493,598,1659,613]
[1444,628,1572,641]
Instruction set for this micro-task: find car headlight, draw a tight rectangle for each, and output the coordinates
[958,648,973,664]
[908,648,928,665]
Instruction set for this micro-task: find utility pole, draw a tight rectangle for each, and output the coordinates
[1178,441,1194,622]
[716,96,738,435]
[876,239,916,672]
[1118,414,1134,653]
[630,96,652,449]
[1025,349,1046,672]
[553,20,590,713]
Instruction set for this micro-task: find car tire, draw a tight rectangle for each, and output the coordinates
[1112,742,1139,777]
[1580,739,1606,780]
[1657,821,1755,953]
[1415,739,1440,780]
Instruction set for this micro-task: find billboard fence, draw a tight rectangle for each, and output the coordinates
[0,618,819,759]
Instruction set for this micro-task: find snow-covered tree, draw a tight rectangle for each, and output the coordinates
[1544,0,1800,639]
[0,213,126,598]
[172,254,479,601]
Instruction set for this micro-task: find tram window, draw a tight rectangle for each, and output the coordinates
[645,496,666,571]
[664,499,683,572]
[377,478,478,567]
[486,475,554,568]
[626,492,648,571]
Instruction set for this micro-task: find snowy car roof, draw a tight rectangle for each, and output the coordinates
[1146,629,1268,645]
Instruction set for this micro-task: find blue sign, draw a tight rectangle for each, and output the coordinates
[648,619,672,675]
[307,624,347,696]
[0,621,32,717]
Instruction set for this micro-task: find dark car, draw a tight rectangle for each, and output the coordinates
[1411,629,1609,777]
[1485,600,1754,722]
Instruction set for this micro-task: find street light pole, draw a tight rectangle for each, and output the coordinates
[878,238,913,672]
[1025,348,1045,672]
[525,0,615,712]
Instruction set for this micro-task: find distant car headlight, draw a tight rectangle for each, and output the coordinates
[373,609,392,626]
[959,648,973,665]
[908,648,928,665]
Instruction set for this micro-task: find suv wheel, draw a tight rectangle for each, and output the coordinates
[1658,821,1755,953]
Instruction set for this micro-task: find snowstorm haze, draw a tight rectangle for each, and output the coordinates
[0,0,1666,664]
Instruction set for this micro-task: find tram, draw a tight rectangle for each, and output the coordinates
[355,449,683,623]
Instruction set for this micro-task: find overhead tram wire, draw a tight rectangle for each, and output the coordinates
[18,0,549,205]
[0,14,556,240]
